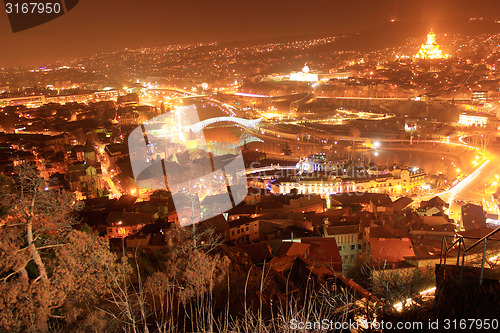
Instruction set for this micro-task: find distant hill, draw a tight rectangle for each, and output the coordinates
[219,19,500,52]
[334,19,500,51]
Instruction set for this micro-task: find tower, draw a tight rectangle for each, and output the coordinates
[426,29,436,45]
[83,139,96,164]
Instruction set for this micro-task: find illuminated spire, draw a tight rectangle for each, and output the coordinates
[426,29,436,45]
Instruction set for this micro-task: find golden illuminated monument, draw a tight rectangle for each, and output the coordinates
[414,29,450,60]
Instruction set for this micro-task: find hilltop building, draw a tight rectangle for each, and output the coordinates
[414,29,450,60]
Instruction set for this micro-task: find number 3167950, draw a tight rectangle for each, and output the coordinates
[5,2,62,14]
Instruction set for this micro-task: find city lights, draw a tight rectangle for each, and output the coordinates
[1,2,499,329]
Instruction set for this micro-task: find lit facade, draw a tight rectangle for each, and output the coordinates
[414,29,449,60]
[289,64,319,82]
[458,113,489,126]
[471,91,488,104]
[278,169,426,197]
[0,95,45,108]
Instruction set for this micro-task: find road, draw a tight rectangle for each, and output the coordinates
[425,145,500,228]
[95,144,122,198]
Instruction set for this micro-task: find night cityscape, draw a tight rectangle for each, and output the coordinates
[1,1,500,332]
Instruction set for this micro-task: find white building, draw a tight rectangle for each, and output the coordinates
[277,168,426,197]
[458,113,489,126]
[289,64,319,82]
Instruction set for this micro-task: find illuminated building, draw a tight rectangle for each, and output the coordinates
[296,154,333,174]
[277,168,426,197]
[288,64,351,82]
[471,91,488,104]
[289,64,319,82]
[404,119,418,132]
[458,113,489,126]
[0,95,45,108]
[414,29,449,60]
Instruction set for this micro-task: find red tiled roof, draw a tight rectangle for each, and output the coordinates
[239,242,273,264]
[311,208,351,226]
[461,204,486,231]
[276,242,310,257]
[393,196,413,211]
[370,226,409,238]
[369,237,415,264]
[301,237,343,272]
[420,196,447,209]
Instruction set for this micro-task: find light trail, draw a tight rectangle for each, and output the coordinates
[448,159,490,204]
[393,287,436,311]
[103,175,121,198]
[232,92,269,98]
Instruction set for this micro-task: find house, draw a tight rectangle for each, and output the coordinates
[105,211,156,239]
[420,196,448,213]
[116,109,139,124]
[227,203,258,221]
[276,242,311,257]
[310,208,353,228]
[461,204,486,230]
[369,237,415,267]
[286,195,325,213]
[239,242,273,264]
[228,216,313,245]
[357,211,376,228]
[370,225,409,239]
[71,144,85,162]
[421,215,452,226]
[104,143,129,164]
[331,193,394,215]
[301,238,343,272]
[274,238,343,272]
[410,221,456,240]
[416,206,441,216]
[68,162,107,198]
[411,238,443,258]
[243,187,262,205]
[322,224,362,271]
[0,148,36,172]
[393,196,413,212]
[259,220,290,241]
[227,217,260,243]
[258,194,325,214]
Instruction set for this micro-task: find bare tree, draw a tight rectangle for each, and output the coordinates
[0,164,119,331]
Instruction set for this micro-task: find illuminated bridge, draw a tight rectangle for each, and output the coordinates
[237,165,297,176]
[187,116,262,133]
[238,133,263,146]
